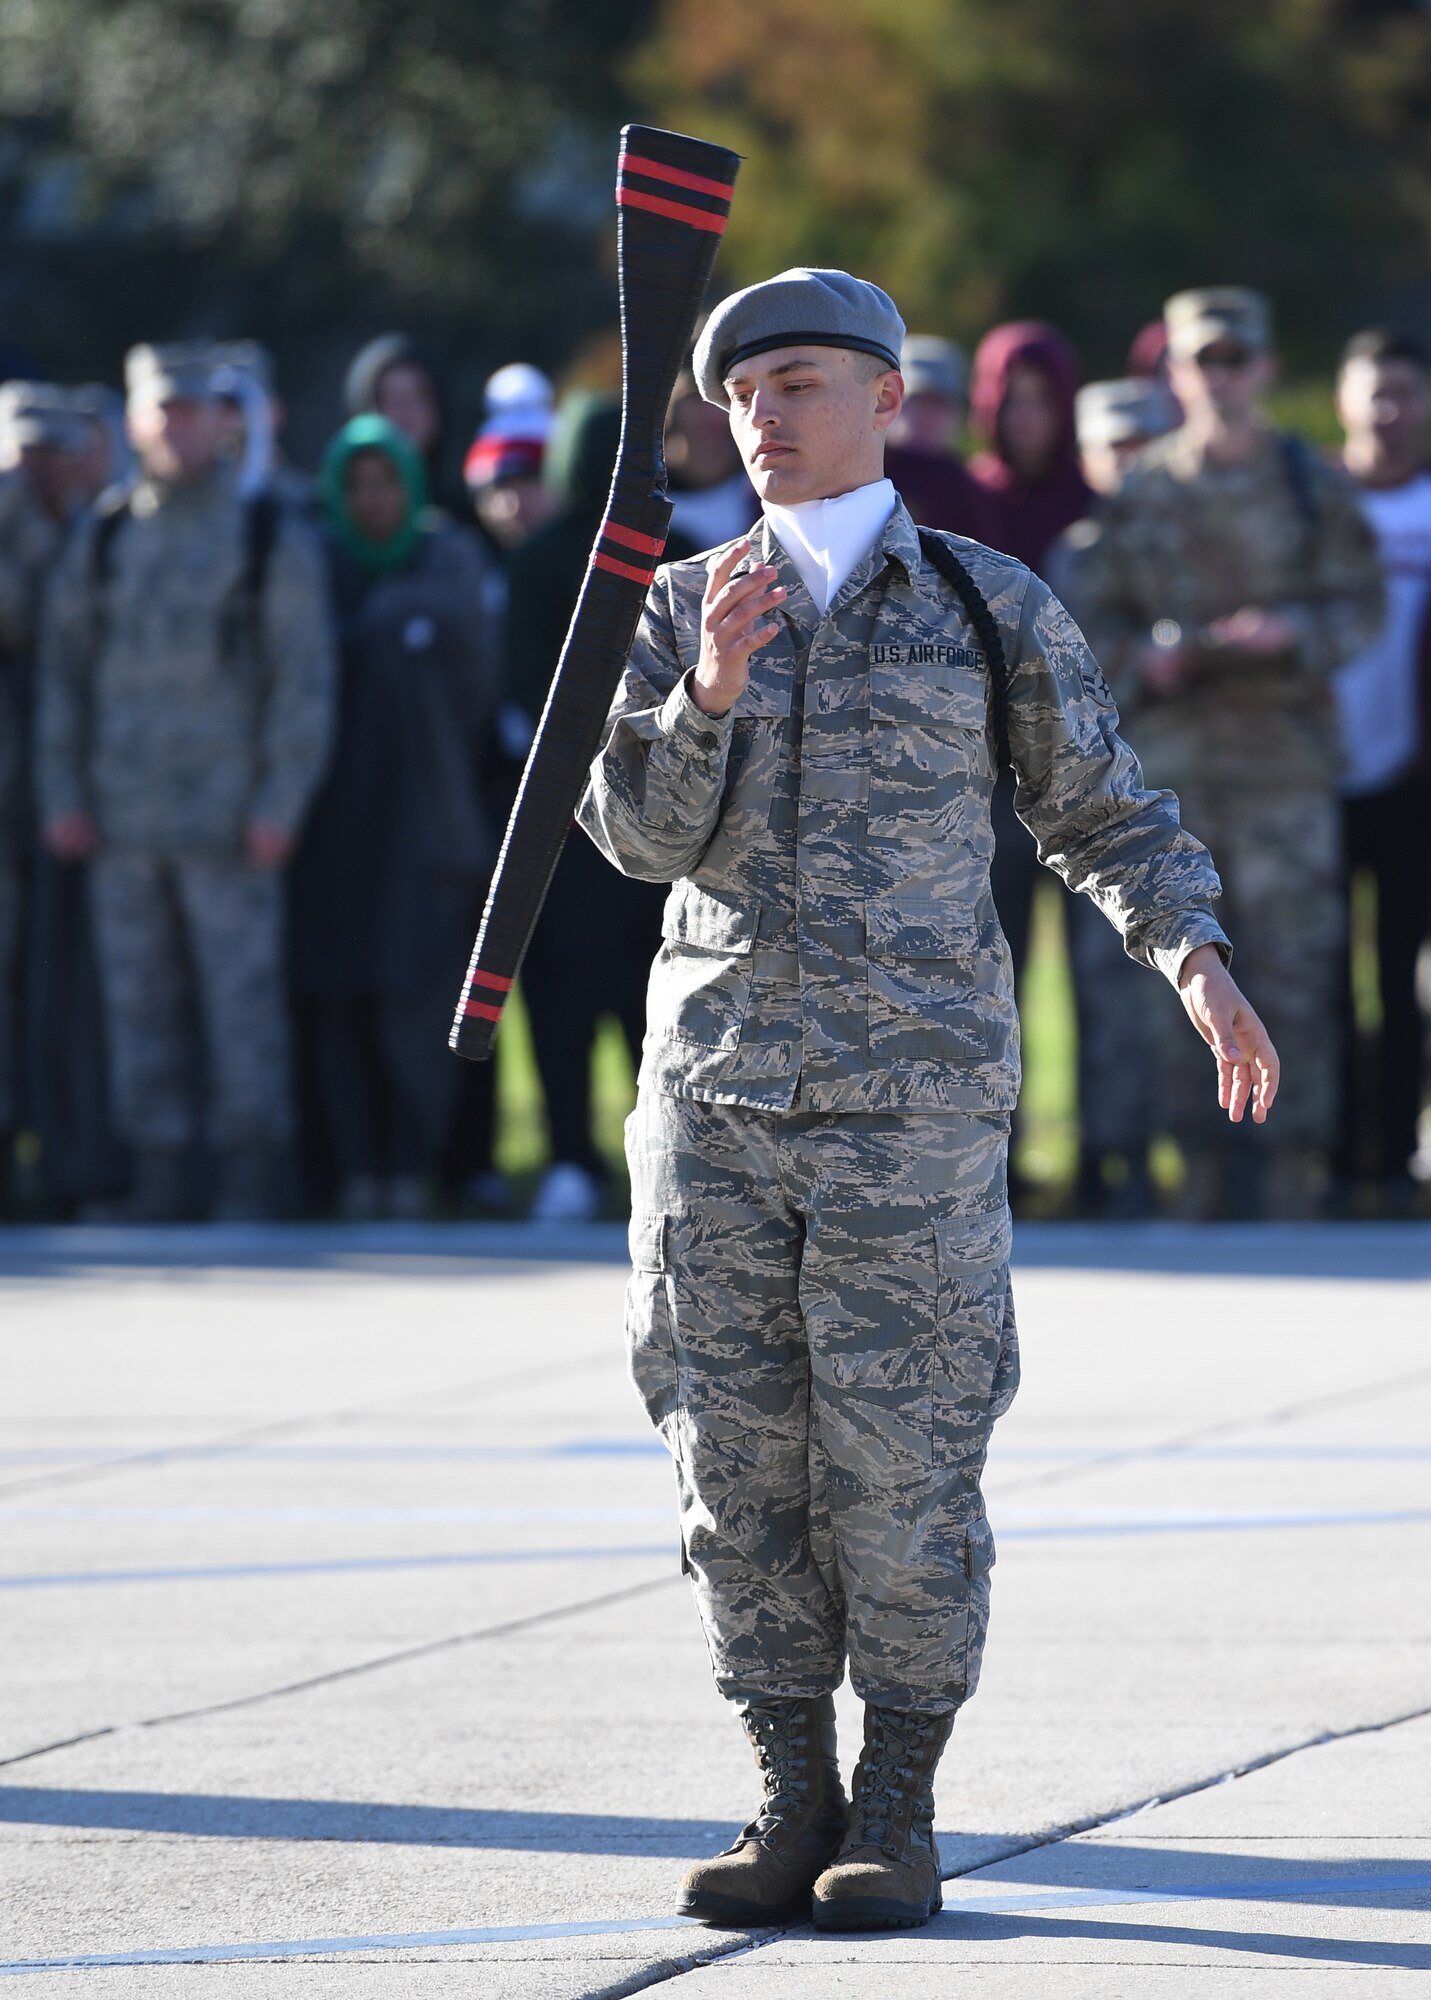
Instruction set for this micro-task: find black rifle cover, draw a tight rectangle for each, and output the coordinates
[451,125,741,1060]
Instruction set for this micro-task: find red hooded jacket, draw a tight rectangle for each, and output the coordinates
[968,321,1094,576]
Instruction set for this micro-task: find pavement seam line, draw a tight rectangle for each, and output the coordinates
[994,1360,1431,1495]
[575,1931,776,2000]
[0,1572,682,1771]
[598,1696,1431,1997]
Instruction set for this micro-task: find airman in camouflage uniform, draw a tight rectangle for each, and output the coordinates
[579,270,1276,1932]
[35,344,335,1219]
[1079,291,1382,1216]
[1047,378,1180,1214]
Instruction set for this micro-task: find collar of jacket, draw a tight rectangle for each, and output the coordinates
[131,461,237,519]
[727,499,923,630]
[1162,422,1281,481]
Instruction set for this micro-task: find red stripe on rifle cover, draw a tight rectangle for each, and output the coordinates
[594,549,658,586]
[619,152,736,202]
[616,186,727,235]
[603,519,666,557]
[464,998,505,1022]
[468,969,513,993]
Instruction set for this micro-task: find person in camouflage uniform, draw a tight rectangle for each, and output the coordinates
[35,345,335,1220]
[1079,290,1383,1218]
[580,269,1278,1932]
[1047,378,1179,1215]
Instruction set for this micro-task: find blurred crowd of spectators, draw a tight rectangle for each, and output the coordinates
[0,293,1427,1224]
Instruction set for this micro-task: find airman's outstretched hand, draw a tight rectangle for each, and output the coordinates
[1178,944,1280,1123]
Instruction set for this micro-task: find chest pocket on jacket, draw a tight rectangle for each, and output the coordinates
[657,881,758,1051]
[866,899,986,1064]
[869,662,991,835]
[724,674,793,830]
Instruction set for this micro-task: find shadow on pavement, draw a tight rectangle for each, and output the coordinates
[0,1220,1427,1281]
[0,1785,738,1856]
[929,1911,1430,1972]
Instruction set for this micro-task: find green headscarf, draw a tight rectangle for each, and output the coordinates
[320,414,428,573]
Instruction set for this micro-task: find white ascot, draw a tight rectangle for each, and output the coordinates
[763,477,897,615]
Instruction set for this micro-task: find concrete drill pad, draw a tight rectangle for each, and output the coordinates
[3,1222,1428,1996]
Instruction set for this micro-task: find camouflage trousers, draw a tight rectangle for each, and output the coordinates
[89,851,294,1150]
[1152,780,1343,1150]
[624,1090,1019,1714]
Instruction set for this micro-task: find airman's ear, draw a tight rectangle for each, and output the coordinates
[873,368,904,433]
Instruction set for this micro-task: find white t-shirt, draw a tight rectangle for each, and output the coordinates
[764,478,898,616]
[1334,471,1431,796]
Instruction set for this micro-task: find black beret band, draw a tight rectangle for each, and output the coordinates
[723,331,903,378]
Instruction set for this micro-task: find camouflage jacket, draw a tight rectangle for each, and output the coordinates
[1077,427,1383,794]
[578,502,1229,1113]
[36,467,336,851]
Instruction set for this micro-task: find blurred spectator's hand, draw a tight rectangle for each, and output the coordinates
[246,820,294,869]
[1139,641,1193,698]
[1205,606,1297,654]
[1178,944,1280,1124]
[43,812,97,861]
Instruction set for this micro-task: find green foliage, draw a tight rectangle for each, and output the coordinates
[638,0,1431,372]
[0,0,655,409]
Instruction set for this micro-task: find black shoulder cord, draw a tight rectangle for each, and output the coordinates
[916,527,1011,774]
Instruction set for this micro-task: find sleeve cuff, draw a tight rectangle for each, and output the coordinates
[1144,915,1233,989]
[659,669,737,758]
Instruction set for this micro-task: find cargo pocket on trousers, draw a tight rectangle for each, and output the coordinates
[934,1209,1015,1470]
[625,1212,679,1438]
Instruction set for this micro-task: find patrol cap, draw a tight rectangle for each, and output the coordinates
[1075,377,1179,451]
[900,334,967,404]
[694,268,906,408]
[124,343,219,408]
[0,380,85,451]
[208,340,276,398]
[1164,288,1272,361]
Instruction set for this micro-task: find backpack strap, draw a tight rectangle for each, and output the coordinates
[916,527,1012,773]
[1276,432,1321,549]
[89,488,134,591]
[242,490,280,601]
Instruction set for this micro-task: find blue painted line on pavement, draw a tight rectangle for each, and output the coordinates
[5,1440,1430,1464]
[0,1915,698,1972]
[3,1869,1428,1973]
[0,1545,673,1590]
[4,1506,1431,1591]
[998,1507,1431,1540]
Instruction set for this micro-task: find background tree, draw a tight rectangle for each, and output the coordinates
[0,0,656,449]
[637,0,1431,375]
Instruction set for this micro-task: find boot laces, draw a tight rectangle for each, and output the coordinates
[742,1709,813,1839]
[851,1711,939,1857]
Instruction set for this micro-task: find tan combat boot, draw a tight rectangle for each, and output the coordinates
[678,1694,847,1924]
[811,1705,953,1930]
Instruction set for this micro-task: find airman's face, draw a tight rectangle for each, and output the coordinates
[723,347,903,505]
[126,396,227,483]
[1169,342,1275,428]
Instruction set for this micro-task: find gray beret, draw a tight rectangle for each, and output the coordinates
[695,268,906,408]
[0,380,85,452]
[124,343,218,407]
[900,334,967,404]
[1075,377,1179,450]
